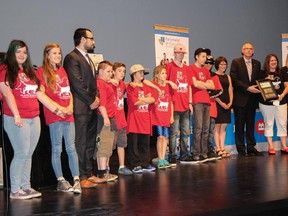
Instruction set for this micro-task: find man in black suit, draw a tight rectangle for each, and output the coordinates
[64,28,105,188]
[230,42,262,156]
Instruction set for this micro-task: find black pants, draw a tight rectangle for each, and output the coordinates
[233,104,256,154]
[74,112,97,180]
[127,133,150,168]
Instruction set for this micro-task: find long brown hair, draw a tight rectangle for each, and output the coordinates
[263,53,280,75]
[42,43,62,90]
[1,40,39,89]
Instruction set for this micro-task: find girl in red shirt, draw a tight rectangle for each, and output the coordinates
[151,65,174,169]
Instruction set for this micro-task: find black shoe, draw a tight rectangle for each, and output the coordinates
[180,156,199,164]
[280,149,288,154]
[168,157,177,167]
[238,151,247,157]
[199,155,209,163]
[207,151,217,161]
[247,148,263,156]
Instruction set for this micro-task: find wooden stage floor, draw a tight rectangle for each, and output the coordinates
[1,151,288,216]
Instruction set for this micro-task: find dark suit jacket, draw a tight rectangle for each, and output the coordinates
[230,57,261,107]
[63,48,97,114]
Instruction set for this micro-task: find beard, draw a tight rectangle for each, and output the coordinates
[85,43,95,53]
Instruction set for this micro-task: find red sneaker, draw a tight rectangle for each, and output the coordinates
[268,148,276,155]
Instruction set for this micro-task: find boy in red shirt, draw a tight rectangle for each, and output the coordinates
[190,48,215,163]
[204,54,223,161]
[95,61,118,182]
[166,43,193,165]
[110,62,133,175]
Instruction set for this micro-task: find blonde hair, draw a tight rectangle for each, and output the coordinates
[42,43,62,90]
[153,65,166,82]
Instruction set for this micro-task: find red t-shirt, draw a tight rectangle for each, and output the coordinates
[97,78,116,118]
[210,75,223,118]
[36,66,74,125]
[190,64,211,104]
[166,61,191,112]
[113,80,127,129]
[126,83,153,135]
[151,81,172,127]
[0,64,39,118]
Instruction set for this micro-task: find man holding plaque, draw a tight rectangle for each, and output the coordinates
[230,42,261,156]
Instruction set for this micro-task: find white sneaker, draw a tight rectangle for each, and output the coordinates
[72,180,82,194]
[10,189,32,200]
[57,179,73,192]
[104,173,118,182]
[23,188,42,198]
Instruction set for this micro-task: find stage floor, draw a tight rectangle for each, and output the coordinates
[1,151,288,216]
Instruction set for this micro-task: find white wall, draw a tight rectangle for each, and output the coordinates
[0,0,287,81]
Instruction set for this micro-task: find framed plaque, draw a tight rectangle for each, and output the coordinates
[87,53,104,70]
[256,79,278,101]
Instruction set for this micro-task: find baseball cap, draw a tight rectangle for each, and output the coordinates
[174,43,187,53]
[194,48,211,58]
[130,64,149,75]
[206,55,215,64]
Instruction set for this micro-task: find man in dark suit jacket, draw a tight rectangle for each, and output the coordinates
[64,28,105,188]
[230,42,262,156]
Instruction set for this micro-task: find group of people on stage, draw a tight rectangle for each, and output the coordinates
[1,27,288,200]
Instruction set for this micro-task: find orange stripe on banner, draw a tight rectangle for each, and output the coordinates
[154,24,189,33]
[282,33,288,39]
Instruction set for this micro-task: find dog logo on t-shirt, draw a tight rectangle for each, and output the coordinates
[55,76,70,99]
[137,90,148,112]
[15,73,37,98]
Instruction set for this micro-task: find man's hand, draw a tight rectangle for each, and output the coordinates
[247,85,261,93]
[90,97,100,110]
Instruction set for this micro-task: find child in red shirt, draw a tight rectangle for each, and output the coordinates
[126,64,155,174]
[95,61,118,182]
[151,65,174,169]
[190,48,215,163]
[110,62,133,175]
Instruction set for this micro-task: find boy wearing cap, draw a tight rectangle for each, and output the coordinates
[166,43,193,165]
[204,54,223,161]
[190,48,215,163]
[126,64,156,174]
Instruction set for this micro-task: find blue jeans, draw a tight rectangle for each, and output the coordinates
[4,115,40,193]
[49,122,79,178]
[208,117,216,152]
[192,104,210,158]
[169,110,190,160]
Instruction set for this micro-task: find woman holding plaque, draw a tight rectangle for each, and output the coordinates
[257,53,288,155]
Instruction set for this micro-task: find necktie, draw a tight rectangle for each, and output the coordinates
[86,54,96,77]
[246,60,252,81]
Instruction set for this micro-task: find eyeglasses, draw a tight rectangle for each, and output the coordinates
[84,36,94,40]
[205,62,214,65]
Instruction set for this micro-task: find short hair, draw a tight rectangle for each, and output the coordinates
[214,56,228,70]
[113,62,126,71]
[97,60,113,75]
[112,62,126,79]
[73,28,92,47]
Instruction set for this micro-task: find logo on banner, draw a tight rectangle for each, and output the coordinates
[159,36,165,45]
[256,119,265,134]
